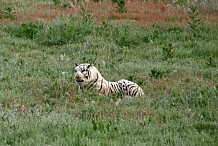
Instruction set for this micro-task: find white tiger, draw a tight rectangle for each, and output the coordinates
[74,63,144,97]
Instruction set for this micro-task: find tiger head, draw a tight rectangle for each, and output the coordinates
[74,63,97,86]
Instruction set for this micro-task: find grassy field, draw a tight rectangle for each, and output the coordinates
[0,0,218,145]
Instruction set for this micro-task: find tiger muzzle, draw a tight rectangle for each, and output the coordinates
[75,76,84,82]
[75,72,85,83]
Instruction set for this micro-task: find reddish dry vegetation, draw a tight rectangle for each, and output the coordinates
[1,1,218,26]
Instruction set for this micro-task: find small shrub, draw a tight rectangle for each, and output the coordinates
[112,0,127,13]
[187,4,201,38]
[80,6,93,24]
[117,0,127,13]
[149,68,170,79]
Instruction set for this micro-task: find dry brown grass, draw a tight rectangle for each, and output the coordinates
[1,1,217,27]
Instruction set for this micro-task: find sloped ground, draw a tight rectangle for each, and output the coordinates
[0,1,218,26]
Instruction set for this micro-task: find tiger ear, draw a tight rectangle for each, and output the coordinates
[87,64,93,68]
[75,63,79,66]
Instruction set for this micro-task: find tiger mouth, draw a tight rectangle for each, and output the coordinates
[76,79,84,83]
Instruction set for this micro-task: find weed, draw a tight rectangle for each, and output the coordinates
[52,0,62,6]
[0,5,16,20]
[128,75,143,86]
[162,43,174,60]
[44,79,69,98]
[92,0,103,2]
[115,26,141,47]
[92,120,112,132]
[128,75,135,81]
[5,22,43,40]
[194,122,218,135]
[144,24,162,43]
[33,16,94,45]
[111,0,118,4]
[78,105,96,120]
[101,20,112,30]
[206,54,216,67]
[52,0,70,8]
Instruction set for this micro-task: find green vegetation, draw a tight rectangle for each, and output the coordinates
[0,1,218,145]
[162,42,174,60]
[112,0,127,13]
[116,0,127,13]
[188,4,202,39]
[0,5,16,19]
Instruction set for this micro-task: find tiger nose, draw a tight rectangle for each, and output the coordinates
[75,72,82,78]
[75,76,80,80]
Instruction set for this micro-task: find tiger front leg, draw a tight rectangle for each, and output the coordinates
[76,85,84,95]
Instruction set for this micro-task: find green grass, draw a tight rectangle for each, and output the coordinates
[1,1,218,145]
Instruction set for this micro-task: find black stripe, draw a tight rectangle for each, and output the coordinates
[132,87,139,96]
[118,83,122,89]
[117,84,122,92]
[111,83,114,89]
[128,84,135,90]
[87,73,99,90]
[123,84,127,91]
[87,70,90,78]
[109,83,113,94]
[99,79,103,92]
[112,83,118,92]
[128,85,136,95]
[114,84,118,91]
